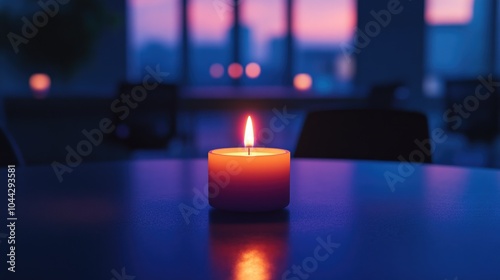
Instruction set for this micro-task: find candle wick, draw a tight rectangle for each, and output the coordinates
[248,147,250,155]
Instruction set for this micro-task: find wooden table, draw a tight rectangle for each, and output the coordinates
[2,159,500,279]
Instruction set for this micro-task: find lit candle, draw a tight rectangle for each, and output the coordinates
[208,116,290,212]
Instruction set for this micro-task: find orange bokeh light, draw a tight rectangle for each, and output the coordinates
[245,63,261,79]
[210,63,224,78]
[30,73,51,91]
[293,73,312,91]
[29,73,51,99]
[228,63,244,79]
[244,116,254,147]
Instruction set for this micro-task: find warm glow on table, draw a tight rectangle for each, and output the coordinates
[235,248,270,280]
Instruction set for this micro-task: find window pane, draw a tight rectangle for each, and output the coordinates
[189,0,234,85]
[426,0,474,25]
[240,0,286,85]
[426,0,488,79]
[293,0,357,94]
[128,0,180,82]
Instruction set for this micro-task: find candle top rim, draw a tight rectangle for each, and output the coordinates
[209,147,290,157]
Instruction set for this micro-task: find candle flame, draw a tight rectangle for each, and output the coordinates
[244,116,254,148]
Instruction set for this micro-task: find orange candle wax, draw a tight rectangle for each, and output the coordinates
[207,117,290,212]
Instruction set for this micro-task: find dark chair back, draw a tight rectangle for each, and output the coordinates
[0,126,24,166]
[367,82,404,109]
[445,80,499,143]
[295,109,431,163]
[113,83,178,149]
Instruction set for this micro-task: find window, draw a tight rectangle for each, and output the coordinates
[240,0,286,85]
[188,0,233,85]
[128,0,180,82]
[426,0,474,25]
[129,0,494,90]
[126,0,371,92]
[425,0,491,80]
[293,0,357,93]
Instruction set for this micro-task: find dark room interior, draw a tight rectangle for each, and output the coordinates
[0,0,499,279]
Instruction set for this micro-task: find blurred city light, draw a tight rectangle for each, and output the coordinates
[245,63,261,79]
[293,73,312,91]
[29,73,51,99]
[228,63,244,79]
[210,63,225,78]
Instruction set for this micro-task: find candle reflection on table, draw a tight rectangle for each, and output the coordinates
[209,210,289,280]
[234,245,270,280]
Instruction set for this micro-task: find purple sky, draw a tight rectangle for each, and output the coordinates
[129,0,474,48]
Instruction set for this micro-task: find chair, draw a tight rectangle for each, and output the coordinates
[445,80,499,143]
[294,109,432,163]
[445,79,499,166]
[112,83,178,150]
[4,98,131,165]
[367,82,404,109]
[0,126,24,166]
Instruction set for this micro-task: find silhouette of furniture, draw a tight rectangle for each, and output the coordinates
[295,109,431,163]
[4,97,132,165]
[367,82,405,109]
[445,80,499,143]
[445,79,499,166]
[0,126,24,166]
[112,83,178,150]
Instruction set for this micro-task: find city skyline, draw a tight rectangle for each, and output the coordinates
[128,0,480,87]
[130,0,474,49]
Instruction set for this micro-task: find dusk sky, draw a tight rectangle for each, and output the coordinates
[129,0,475,49]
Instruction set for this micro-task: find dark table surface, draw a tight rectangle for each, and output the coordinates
[1,159,500,280]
